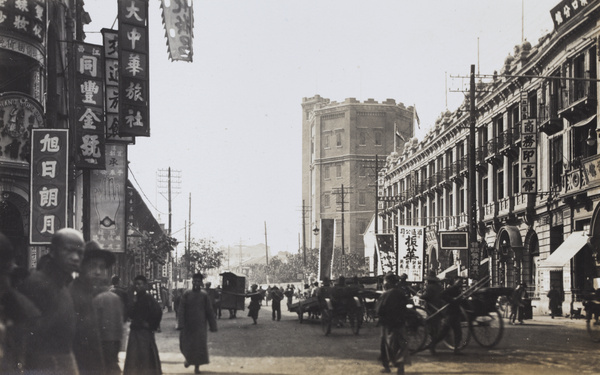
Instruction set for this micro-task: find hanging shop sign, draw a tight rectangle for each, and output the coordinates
[0,92,44,163]
[550,0,597,31]
[0,0,46,44]
[30,129,68,244]
[439,231,469,250]
[89,143,127,253]
[118,0,150,137]
[520,118,537,193]
[160,0,194,62]
[102,29,135,143]
[396,225,425,283]
[74,42,106,168]
[376,233,396,275]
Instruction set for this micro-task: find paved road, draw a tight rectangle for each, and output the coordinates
[118,305,600,374]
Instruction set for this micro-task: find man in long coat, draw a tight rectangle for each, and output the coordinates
[178,273,218,374]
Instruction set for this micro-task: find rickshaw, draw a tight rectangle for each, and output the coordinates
[319,284,363,335]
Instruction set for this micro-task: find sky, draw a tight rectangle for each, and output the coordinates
[82,0,558,255]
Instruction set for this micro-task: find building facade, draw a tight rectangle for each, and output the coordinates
[377,0,600,316]
[301,95,415,258]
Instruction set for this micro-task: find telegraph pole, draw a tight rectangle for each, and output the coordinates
[157,168,181,282]
[468,64,479,279]
[332,185,351,273]
[301,200,310,266]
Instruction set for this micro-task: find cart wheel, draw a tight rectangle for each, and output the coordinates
[350,309,361,335]
[442,306,471,351]
[404,308,427,353]
[470,308,503,348]
[321,309,332,336]
[587,313,600,342]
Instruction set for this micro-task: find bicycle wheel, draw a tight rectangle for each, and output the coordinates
[470,309,504,348]
[404,308,428,353]
[321,309,332,335]
[442,306,471,351]
[586,314,600,342]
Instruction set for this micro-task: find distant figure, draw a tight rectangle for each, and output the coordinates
[246,284,263,325]
[19,228,85,374]
[270,286,284,321]
[284,285,294,309]
[123,275,162,375]
[204,282,219,319]
[109,275,129,321]
[177,273,217,374]
[509,283,528,325]
[547,285,562,318]
[0,232,40,374]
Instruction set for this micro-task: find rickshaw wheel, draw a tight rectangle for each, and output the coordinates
[321,309,332,335]
[404,307,428,353]
[470,308,503,348]
[442,306,471,351]
[586,313,600,342]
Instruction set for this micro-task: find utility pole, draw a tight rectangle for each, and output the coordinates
[187,193,192,277]
[264,221,269,266]
[157,168,181,282]
[468,64,479,280]
[332,185,351,274]
[301,200,311,266]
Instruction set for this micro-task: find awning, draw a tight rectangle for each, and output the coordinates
[538,231,589,270]
[571,114,596,128]
[437,264,458,280]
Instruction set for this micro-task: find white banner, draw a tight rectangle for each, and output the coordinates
[396,225,426,282]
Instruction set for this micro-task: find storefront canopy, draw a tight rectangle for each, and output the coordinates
[538,231,589,270]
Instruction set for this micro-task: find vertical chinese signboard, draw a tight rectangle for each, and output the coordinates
[30,129,68,244]
[89,143,127,253]
[118,0,150,137]
[396,225,425,282]
[160,0,194,61]
[521,118,537,193]
[74,42,106,168]
[102,28,135,143]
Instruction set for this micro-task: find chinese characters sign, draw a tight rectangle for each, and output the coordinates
[397,225,425,282]
[550,0,596,31]
[521,118,537,193]
[0,0,46,44]
[89,143,127,253]
[0,92,44,163]
[160,0,194,62]
[375,233,396,275]
[74,42,106,168]
[118,0,150,137]
[30,129,68,244]
[102,28,135,143]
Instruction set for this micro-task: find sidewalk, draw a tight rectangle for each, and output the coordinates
[524,313,587,326]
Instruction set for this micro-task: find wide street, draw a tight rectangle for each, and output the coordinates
[118,304,600,375]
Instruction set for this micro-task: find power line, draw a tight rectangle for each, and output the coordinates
[128,166,166,215]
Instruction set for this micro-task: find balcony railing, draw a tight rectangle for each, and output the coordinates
[538,96,562,135]
[483,202,497,221]
[513,192,535,212]
[498,196,512,216]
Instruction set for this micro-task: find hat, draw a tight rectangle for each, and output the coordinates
[399,273,408,281]
[424,270,440,282]
[82,240,116,267]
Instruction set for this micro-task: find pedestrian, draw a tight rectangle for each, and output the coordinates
[509,283,528,324]
[177,273,218,374]
[270,285,284,321]
[419,270,444,355]
[214,285,222,319]
[440,277,464,354]
[246,284,263,325]
[265,285,272,306]
[284,285,294,310]
[160,285,172,313]
[70,240,117,374]
[376,272,411,374]
[547,284,562,318]
[0,232,41,374]
[18,228,85,374]
[85,246,124,375]
[204,281,219,319]
[123,275,163,375]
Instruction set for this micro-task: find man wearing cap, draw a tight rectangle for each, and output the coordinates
[0,232,40,374]
[70,240,116,374]
[177,273,217,374]
[246,284,264,325]
[19,228,85,374]
[420,270,444,355]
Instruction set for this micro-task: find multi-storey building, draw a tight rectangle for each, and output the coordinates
[377,0,600,316]
[301,95,415,258]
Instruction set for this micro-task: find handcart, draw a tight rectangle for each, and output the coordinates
[289,296,321,323]
[320,286,363,336]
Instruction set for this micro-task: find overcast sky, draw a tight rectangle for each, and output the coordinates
[82,0,557,255]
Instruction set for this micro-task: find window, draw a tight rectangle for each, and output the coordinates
[375,131,382,146]
[482,175,489,204]
[336,165,342,178]
[323,194,330,207]
[323,165,330,180]
[359,131,366,146]
[359,164,366,177]
[528,91,537,120]
[324,134,330,149]
[448,191,454,217]
[459,186,465,213]
[336,132,342,147]
[551,136,563,187]
[359,192,366,206]
[497,169,504,200]
[512,162,520,194]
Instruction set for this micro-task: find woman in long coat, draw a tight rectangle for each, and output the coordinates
[246,284,263,324]
[178,274,218,374]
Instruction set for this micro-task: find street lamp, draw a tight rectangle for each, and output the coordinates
[586,128,596,146]
[313,225,319,236]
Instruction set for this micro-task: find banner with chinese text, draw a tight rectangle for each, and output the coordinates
[89,143,127,252]
[375,234,396,275]
[160,0,194,61]
[318,219,335,281]
[30,129,68,244]
[0,0,46,44]
[74,42,106,168]
[118,0,150,136]
[521,118,537,193]
[102,28,135,143]
[396,225,425,282]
